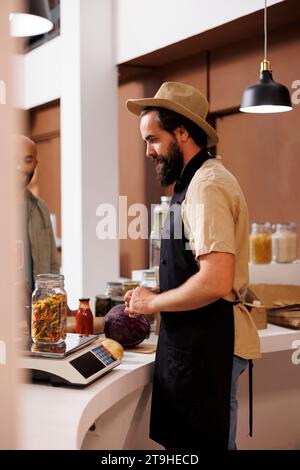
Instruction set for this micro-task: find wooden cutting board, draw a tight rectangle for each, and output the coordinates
[125,343,157,354]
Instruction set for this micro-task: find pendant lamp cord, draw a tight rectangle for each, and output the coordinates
[264,0,267,60]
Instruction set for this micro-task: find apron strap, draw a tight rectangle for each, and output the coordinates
[248,359,253,437]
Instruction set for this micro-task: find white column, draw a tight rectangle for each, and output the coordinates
[60,0,119,308]
[0,0,18,450]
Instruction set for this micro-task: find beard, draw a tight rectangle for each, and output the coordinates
[152,140,184,187]
[19,170,35,188]
[26,170,35,186]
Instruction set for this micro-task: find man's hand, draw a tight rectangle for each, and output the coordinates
[124,287,157,318]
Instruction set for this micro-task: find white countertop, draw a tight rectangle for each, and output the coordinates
[18,341,156,450]
[18,325,300,450]
[259,323,300,353]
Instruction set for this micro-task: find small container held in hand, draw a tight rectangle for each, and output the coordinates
[75,298,94,335]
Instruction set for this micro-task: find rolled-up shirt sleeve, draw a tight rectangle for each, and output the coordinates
[182,182,236,259]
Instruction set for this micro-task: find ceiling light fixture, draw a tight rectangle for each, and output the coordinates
[240,0,292,114]
[10,0,54,38]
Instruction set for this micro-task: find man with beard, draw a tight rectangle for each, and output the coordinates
[15,135,60,295]
[125,82,260,450]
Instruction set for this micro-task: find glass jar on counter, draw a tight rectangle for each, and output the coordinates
[111,296,125,308]
[249,223,272,264]
[31,274,67,345]
[272,223,298,263]
[95,295,111,317]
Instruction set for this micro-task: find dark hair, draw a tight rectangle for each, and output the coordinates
[141,106,208,148]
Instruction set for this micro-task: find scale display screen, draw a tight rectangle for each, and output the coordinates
[70,344,117,379]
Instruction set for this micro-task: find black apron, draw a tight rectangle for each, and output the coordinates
[149,149,234,450]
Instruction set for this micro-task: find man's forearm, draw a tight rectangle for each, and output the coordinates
[152,271,224,313]
[126,252,234,317]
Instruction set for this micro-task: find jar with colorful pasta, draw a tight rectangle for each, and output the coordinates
[249,223,272,264]
[31,274,68,345]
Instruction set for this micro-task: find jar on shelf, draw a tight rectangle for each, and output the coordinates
[105,282,123,297]
[31,274,67,345]
[140,270,157,290]
[249,223,272,264]
[95,295,111,317]
[75,298,94,335]
[272,223,298,263]
[122,280,140,294]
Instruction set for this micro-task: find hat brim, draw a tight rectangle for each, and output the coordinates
[126,97,219,148]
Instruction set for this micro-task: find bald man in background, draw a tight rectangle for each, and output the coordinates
[15,135,60,296]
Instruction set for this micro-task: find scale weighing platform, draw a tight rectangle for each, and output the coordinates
[19,334,121,387]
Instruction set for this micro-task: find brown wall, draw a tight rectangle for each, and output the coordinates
[119,79,163,277]
[212,25,300,257]
[28,101,61,239]
[119,22,300,271]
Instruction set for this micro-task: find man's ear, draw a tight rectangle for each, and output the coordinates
[176,126,189,142]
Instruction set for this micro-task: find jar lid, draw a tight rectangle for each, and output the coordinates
[143,270,155,280]
[36,273,64,280]
[122,281,140,287]
[96,295,111,300]
[35,273,65,288]
[79,298,90,302]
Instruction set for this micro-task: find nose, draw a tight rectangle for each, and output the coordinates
[146,143,156,159]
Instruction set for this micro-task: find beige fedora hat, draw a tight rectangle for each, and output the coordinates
[126,81,218,147]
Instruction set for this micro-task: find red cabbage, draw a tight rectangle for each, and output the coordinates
[104,304,150,347]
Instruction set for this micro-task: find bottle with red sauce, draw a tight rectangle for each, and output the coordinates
[75,298,94,335]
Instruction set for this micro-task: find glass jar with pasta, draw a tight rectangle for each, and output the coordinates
[31,274,68,345]
[249,223,272,264]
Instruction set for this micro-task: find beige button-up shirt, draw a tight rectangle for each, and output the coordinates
[182,156,261,360]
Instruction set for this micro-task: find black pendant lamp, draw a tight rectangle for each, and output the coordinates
[240,0,292,114]
[10,0,54,38]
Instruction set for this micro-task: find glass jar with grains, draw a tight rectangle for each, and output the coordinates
[31,274,67,345]
[249,223,272,264]
[272,223,298,263]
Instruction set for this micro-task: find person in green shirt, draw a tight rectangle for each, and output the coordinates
[15,135,60,295]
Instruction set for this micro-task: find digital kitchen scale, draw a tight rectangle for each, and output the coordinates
[18,334,121,387]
